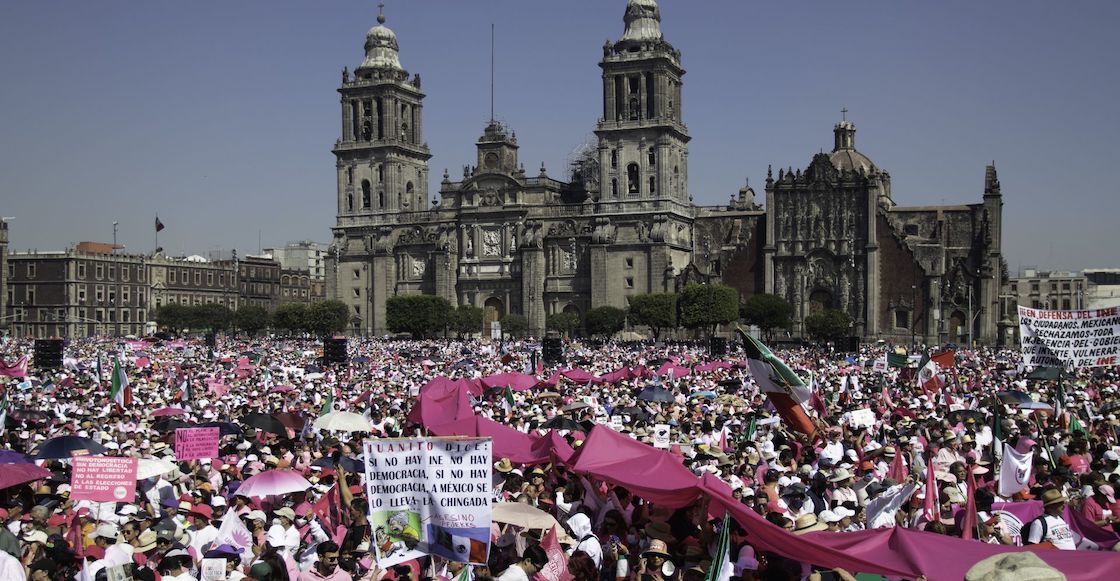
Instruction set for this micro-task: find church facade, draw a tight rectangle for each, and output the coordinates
[327,1,1009,346]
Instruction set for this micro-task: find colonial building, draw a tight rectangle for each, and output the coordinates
[264,240,329,281]
[328,1,1005,345]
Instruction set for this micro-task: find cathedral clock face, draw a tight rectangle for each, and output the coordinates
[484,152,499,169]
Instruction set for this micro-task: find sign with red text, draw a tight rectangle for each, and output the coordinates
[1018,306,1120,369]
[70,456,137,502]
[175,427,220,461]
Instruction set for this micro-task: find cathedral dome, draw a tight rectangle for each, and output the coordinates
[358,12,403,72]
[620,0,663,43]
[829,120,878,174]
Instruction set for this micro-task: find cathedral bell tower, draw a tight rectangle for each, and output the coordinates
[595,0,690,208]
[333,6,431,224]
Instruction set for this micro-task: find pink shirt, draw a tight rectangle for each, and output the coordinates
[1068,454,1091,475]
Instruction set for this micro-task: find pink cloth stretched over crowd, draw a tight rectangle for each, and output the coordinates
[427,415,540,464]
[406,377,478,427]
[693,360,733,373]
[656,362,691,378]
[992,500,1120,550]
[531,430,575,465]
[480,372,539,391]
[567,426,702,508]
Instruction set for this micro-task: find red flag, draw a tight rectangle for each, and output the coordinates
[0,356,28,378]
[931,350,956,369]
[810,390,829,418]
[923,456,937,524]
[962,468,979,540]
[66,512,85,559]
[535,525,573,581]
[887,448,909,482]
[765,392,817,437]
[311,484,344,532]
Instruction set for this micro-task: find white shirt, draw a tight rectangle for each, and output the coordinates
[1025,514,1077,550]
[497,565,530,581]
[0,550,25,581]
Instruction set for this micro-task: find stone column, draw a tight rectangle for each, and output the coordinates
[521,247,545,337]
[370,254,394,336]
[590,244,609,308]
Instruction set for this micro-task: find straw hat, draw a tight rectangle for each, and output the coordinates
[1041,489,1067,507]
[643,539,671,557]
[791,514,828,535]
[829,468,853,483]
[964,552,1066,581]
[494,458,514,474]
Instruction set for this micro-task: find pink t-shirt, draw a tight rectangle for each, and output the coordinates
[1068,454,1091,474]
[1082,496,1105,524]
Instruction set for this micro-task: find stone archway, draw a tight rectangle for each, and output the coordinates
[809,289,833,315]
[562,303,580,316]
[484,297,504,326]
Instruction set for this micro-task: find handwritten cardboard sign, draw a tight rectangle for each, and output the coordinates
[175,427,220,461]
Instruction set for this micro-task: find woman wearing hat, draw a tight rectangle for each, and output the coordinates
[637,539,677,581]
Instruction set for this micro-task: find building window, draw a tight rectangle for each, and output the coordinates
[108,265,115,280]
[610,149,618,168]
[95,286,104,302]
[625,277,634,289]
[611,179,618,197]
[219,274,225,285]
[77,263,86,279]
[194,272,201,285]
[95,264,103,279]
[627,163,640,194]
[362,180,371,208]
[182,270,188,283]
[1062,282,1070,290]
[207,272,214,286]
[122,310,130,323]
[26,287,35,304]
[169,270,176,283]
[27,263,36,278]
[1031,283,1039,292]
[895,310,909,329]
[1010,283,1017,292]
[353,269,360,280]
[121,266,129,281]
[649,176,656,194]
[283,289,290,297]
[78,288,86,303]
[1062,299,1071,310]
[352,288,360,298]
[122,287,130,304]
[648,147,656,166]
[625,257,634,269]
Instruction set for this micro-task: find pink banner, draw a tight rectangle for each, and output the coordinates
[70,456,137,503]
[0,356,28,378]
[534,525,573,581]
[175,427,220,460]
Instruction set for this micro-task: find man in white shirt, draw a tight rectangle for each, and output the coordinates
[497,544,549,581]
[1024,490,1076,550]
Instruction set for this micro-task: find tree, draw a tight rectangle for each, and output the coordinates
[678,283,739,337]
[190,303,233,332]
[386,295,452,338]
[805,308,852,343]
[234,305,271,336]
[546,312,581,338]
[153,304,190,334]
[627,293,677,340]
[500,313,528,339]
[273,303,309,334]
[585,306,626,339]
[449,304,484,338]
[306,300,350,336]
[741,293,794,339]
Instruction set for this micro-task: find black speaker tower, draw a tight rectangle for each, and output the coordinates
[323,337,348,365]
[34,339,64,370]
[709,337,727,357]
[542,337,564,364]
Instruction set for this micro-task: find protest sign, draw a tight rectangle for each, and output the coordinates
[537,525,574,581]
[653,424,671,449]
[609,415,624,431]
[873,357,888,373]
[844,408,877,429]
[70,456,137,503]
[1018,306,1120,369]
[201,558,227,580]
[175,427,220,461]
[363,437,492,567]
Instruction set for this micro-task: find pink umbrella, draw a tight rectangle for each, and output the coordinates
[235,469,313,497]
[269,385,296,394]
[0,463,50,490]
[479,372,539,391]
[150,407,187,417]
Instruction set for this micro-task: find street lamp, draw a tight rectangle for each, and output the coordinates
[911,284,917,348]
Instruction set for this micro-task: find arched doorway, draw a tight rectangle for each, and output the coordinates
[484,297,504,327]
[949,310,966,343]
[562,304,580,316]
[809,290,833,315]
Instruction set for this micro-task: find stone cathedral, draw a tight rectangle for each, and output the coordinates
[327,0,1009,346]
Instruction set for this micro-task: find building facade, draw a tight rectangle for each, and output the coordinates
[1084,269,1120,310]
[328,1,1005,345]
[264,240,329,281]
[1010,270,1088,312]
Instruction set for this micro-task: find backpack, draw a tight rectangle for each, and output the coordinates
[1023,515,1049,545]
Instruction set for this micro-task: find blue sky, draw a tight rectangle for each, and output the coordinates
[2,1,1117,272]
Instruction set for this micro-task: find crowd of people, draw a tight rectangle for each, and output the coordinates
[0,332,1118,581]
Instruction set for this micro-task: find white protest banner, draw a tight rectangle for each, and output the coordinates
[364,437,492,567]
[1018,305,1120,369]
[873,357,888,373]
[652,424,671,449]
[844,408,877,429]
[609,415,624,431]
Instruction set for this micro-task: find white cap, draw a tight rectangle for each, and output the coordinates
[819,510,841,523]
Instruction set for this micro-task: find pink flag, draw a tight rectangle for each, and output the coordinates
[0,356,27,378]
[962,469,979,539]
[534,525,573,581]
[887,449,909,483]
[923,456,937,524]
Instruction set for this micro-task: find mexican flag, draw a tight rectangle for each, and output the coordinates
[737,329,816,436]
[705,512,732,581]
[887,351,909,368]
[502,386,515,417]
[916,353,943,394]
[320,392,334,416]
[109,357,131,408]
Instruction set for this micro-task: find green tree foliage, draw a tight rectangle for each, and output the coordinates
[153,304,190,334]
[627,293,677,340]
[585,306,627,338]
[448,305,485,338]
[741,293,794,339]
[678,284,740,336]
[500,313,528,339]
[190,303,233,332]
[546,312,581,338]
[272,303,309,334]
[386,295,452,338]
[306,300,351,336]
[234,305,271,336]
[804,308,853,342]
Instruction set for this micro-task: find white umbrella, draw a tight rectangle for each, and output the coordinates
[136,458,176,480]
[236,469,313,497]
[491,503,575,544]
[304,372,324,380]
[313,411,373,433]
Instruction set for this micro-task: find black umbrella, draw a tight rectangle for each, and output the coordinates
[152,418,191,433]
[240,413,288,435]
[717,379,743,389]
[197,421,243,437]
[946,410,986,425]
[541,416,584,432]
[311,455,364,473]
[616,406,652,423]
[1100,401,1120,416]
[34,436,106,460]
[305,364,322,373]
[637,386,675,403]
[996,390,1033,406]
[1026,367,1068,381]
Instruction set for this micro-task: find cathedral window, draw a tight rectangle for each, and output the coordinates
[625,277,634,289]
[895,310,910,329]
[611,150,618,168]
[648,148,656,166]
[649,176,656,194]
[346,193,353,211]
[627,164,640,194]
[406,181,414,194]
[361,180,371,208]
[347,167,353,184]
[378,191,385,208]
[378,164,385,183]
[611,179,619,197]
